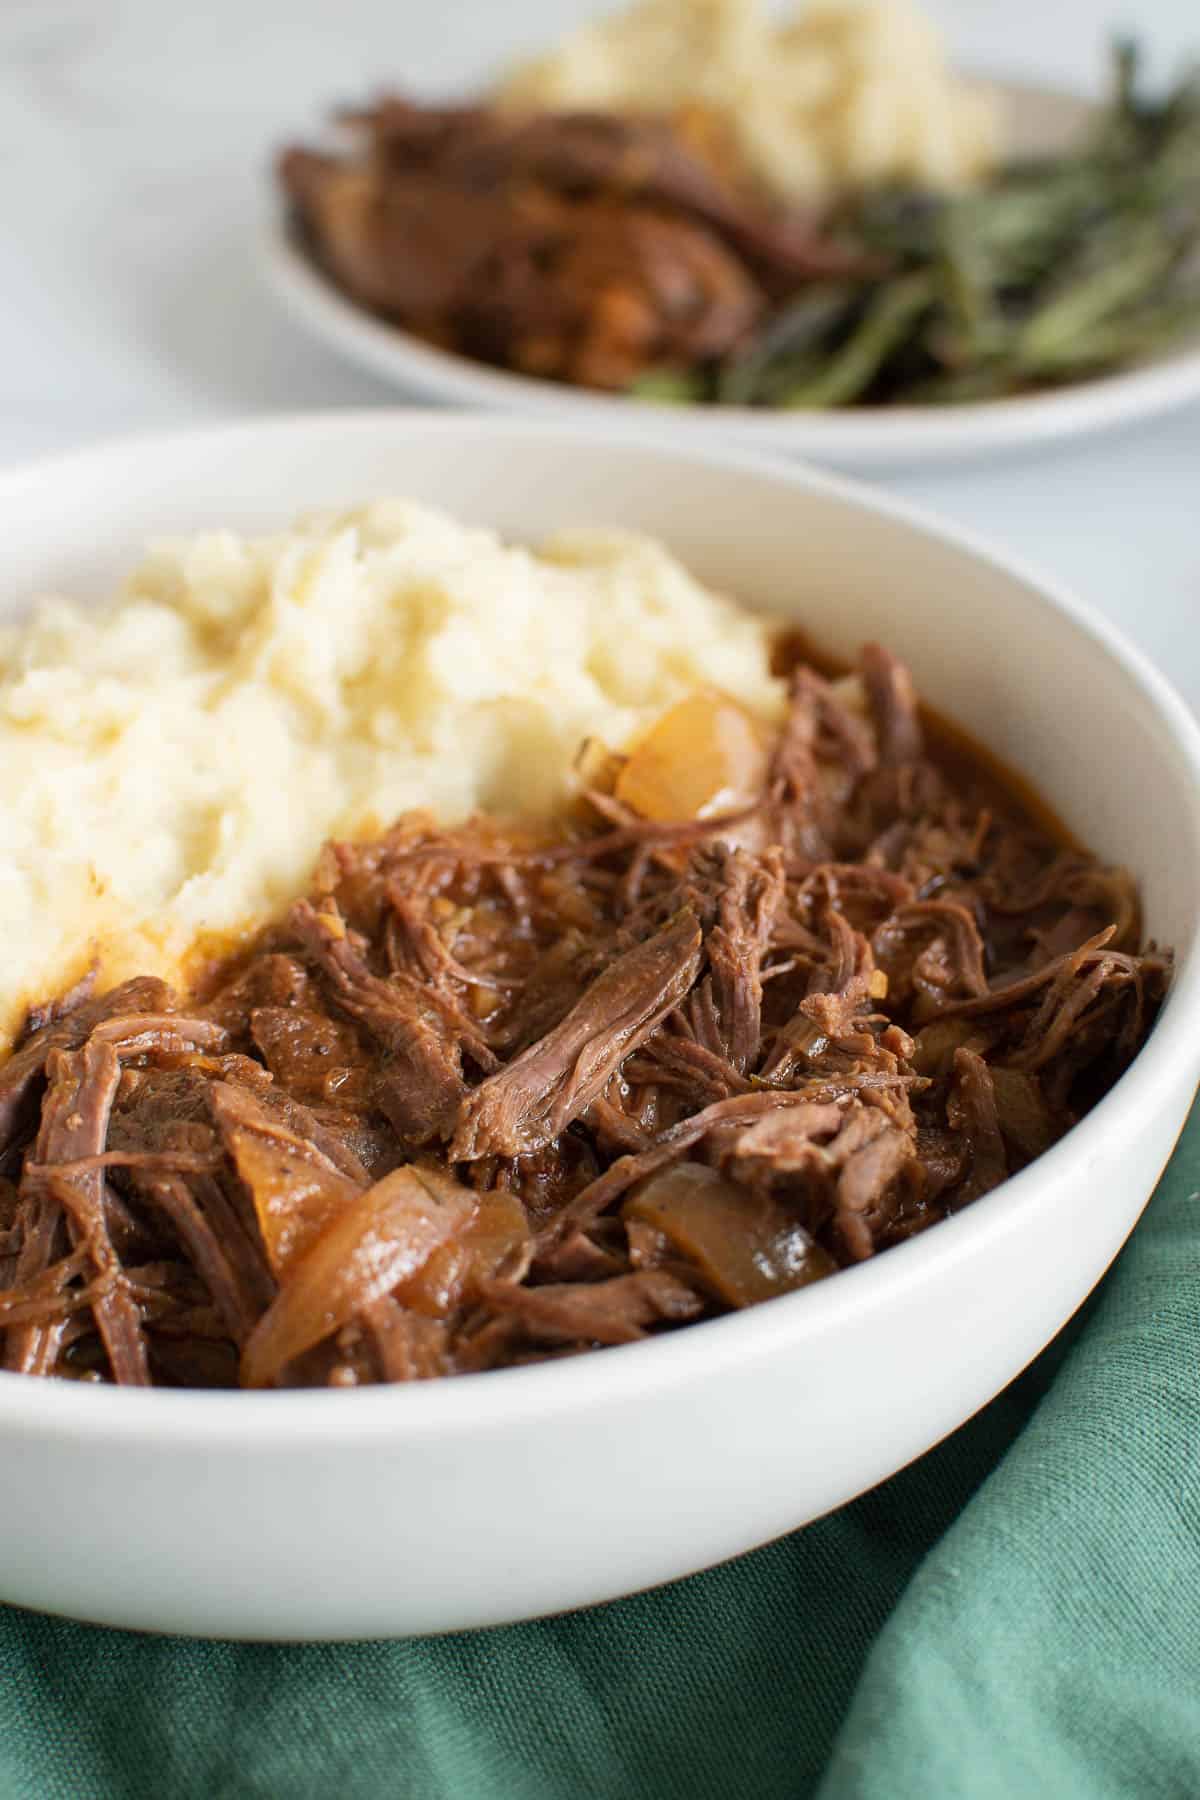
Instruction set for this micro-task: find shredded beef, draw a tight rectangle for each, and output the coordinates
[860,642,923,767]
[701,846,784,1072]
[0,642,1169,1387]
[450,910,702,1161]
[7,1042,149,1384]
[289,896,491,1145]
[474,1267,703,1347]
[0,977,175,1160]
[279,98,874,392]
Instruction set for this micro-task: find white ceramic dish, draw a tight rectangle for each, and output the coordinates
[0,412,1197,1642]
[261,82,1200,470]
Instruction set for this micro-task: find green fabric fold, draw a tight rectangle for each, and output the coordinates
[2,1107,1196,1800]
[820,1101,1200,1800]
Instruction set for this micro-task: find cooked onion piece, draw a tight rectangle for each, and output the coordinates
[624,1161,836,1305]
[241,1167,477,1387]
[615,692,770,821]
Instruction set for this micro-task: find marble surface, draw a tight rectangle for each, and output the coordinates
[2,0,1198,706]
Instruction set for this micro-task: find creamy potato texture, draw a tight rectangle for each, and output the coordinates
[0,501,783,1050]
[501,0,1000,204]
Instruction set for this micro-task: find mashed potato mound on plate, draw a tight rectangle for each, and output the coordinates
[500,0,1000,204]
[0,501,783,1051]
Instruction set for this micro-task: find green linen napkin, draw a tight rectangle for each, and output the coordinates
[2,1104,1197,1800]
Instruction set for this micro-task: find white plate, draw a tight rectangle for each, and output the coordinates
[1,412,1199,1639]
[261,81,1200,469]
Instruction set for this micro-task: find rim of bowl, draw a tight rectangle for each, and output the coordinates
[0,408,1197,1445]
[261,221,1200,466]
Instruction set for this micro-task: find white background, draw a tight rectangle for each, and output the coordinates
[2,0,1198,704]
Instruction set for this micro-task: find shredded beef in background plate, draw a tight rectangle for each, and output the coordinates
[279,98,873,391]
[0,645,1170,1389]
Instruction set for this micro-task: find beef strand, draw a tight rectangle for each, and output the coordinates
[450,910,703,1160]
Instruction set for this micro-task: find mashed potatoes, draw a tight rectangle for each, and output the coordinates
[0,501,783,1051]
[500,0,1000,204]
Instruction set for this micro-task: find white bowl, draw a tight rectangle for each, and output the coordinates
[0,412,1197,1641]
[260,82,1200,471]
